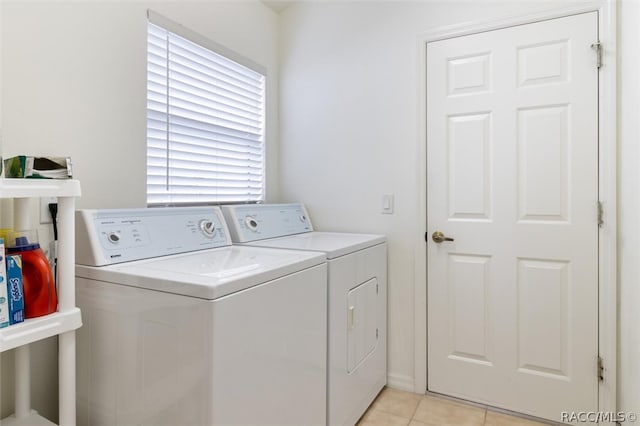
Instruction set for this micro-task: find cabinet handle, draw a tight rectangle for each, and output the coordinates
[348,306,355,329]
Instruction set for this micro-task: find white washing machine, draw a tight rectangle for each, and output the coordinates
[74,206,328,426]
[221,203,387,426]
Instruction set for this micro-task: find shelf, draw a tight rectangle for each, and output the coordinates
[2,410,57,426]
[0,308,82,353]
[0,179,81,425]
[0,179,81,199]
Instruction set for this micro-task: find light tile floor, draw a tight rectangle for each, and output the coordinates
[358,387,553,426]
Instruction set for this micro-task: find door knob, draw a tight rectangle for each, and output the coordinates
[432,230,454,243]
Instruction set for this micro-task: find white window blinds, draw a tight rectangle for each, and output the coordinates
[147,17,266,205]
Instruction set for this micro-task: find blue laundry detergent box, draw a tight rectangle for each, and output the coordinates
[0,238,9,328]
[6,255,24,325]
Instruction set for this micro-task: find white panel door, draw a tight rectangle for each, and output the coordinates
[426,12,598,422]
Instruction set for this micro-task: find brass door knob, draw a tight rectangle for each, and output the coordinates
[432,230,454,243]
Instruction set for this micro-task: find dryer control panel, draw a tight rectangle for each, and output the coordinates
[222,203,313,243]
[76,206,231,266]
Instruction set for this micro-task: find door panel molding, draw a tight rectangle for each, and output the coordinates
[414,0,617,421]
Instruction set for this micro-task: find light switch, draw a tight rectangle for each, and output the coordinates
[382,194,394,214]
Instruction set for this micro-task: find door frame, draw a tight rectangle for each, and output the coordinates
[413,0,617,417]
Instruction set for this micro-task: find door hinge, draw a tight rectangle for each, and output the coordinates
[591,42,602,69]
[598,201,604,227]
[376,328,379,339]
[598,355,604,381]
[376,283,379,294]
[424,231,428,243]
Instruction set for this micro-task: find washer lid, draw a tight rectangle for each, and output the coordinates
[75,245,326,299]
[241,232,386,259]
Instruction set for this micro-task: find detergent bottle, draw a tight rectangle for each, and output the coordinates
[6,230,57,318]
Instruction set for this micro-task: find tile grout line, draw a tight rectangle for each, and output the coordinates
[409,394,420,422]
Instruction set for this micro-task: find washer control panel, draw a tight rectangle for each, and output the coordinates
[221,203,313,243]
[76,206,231,266]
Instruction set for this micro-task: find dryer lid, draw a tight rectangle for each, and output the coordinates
[242,232,386,259]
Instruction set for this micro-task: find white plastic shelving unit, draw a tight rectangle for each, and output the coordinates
[0,179,82,426]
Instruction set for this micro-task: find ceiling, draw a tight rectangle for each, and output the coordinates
[261,1,294,14]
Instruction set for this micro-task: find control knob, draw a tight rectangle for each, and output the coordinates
[245,216,259,232]
[199,220,216,237]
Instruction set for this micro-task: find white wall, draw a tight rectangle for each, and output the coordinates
[1,0,280,209]
[0,0,3,140]
[0,0,3,417]
[0,0,279,421]
[279,0,639,414]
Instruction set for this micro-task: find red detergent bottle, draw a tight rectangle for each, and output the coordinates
[6,231,57,318]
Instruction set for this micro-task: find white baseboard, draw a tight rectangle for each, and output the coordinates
[386,373,418,393]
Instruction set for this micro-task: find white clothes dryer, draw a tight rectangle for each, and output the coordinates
[222,203,387,426]
[75,206,327,426]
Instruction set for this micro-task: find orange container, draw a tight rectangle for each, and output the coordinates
[6,232,57,318]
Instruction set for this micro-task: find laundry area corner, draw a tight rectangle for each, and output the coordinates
[1,0,639,425]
